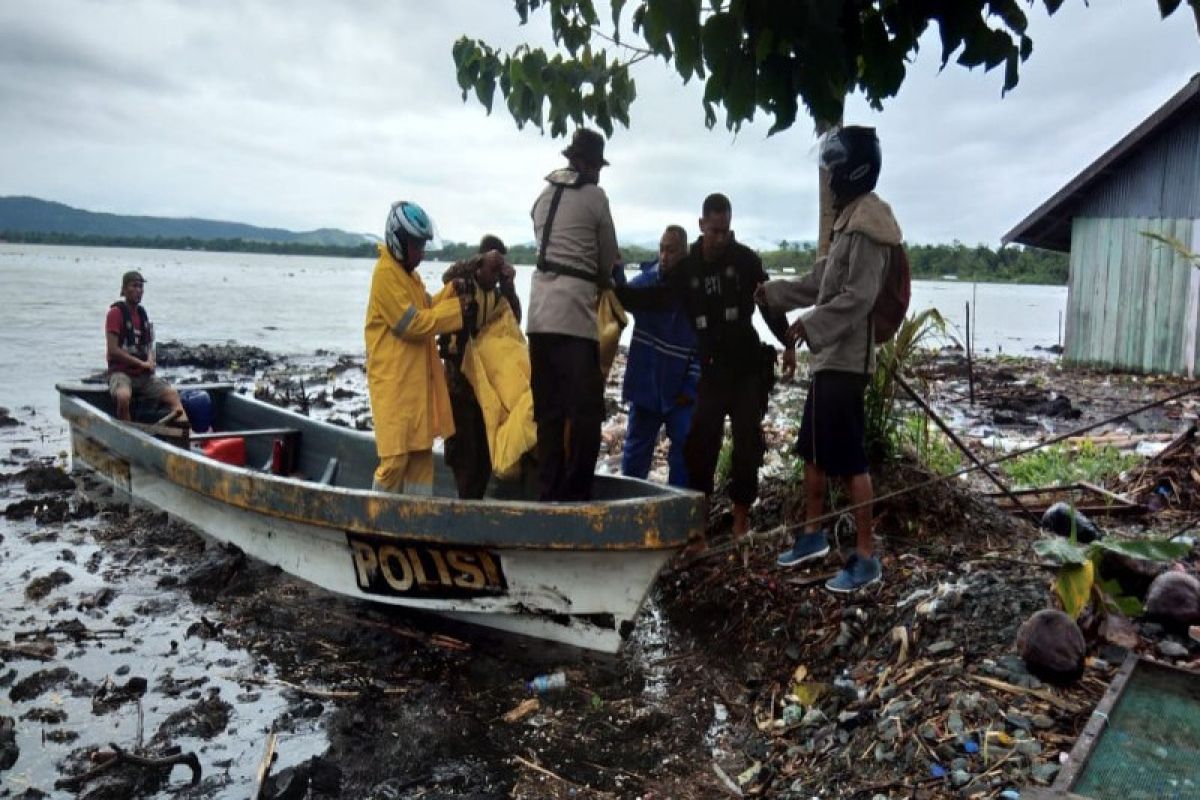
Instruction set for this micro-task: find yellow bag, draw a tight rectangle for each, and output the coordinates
[596,288,628,382]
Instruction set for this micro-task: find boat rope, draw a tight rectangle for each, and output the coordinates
[688,379,1200,563]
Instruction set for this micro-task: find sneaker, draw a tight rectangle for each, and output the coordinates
[777,531,830,568]
[825,553,882,593]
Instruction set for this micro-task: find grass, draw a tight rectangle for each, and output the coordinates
[1000,440,1140,489]
[894,413,962,475]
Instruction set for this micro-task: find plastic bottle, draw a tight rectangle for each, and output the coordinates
[526,672,567,694]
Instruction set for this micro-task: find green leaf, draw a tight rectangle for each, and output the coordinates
[1111,594,1144,617]
[1055,561,1094,620]
[1034,536,1088,565]
[610,0,627,40]
[1092,538,1191,562]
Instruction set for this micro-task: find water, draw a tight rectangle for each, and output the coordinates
[0,243,1066,451]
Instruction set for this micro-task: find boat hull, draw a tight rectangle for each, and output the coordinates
[60,385,702,652]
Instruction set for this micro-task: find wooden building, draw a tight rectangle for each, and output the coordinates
[1004,74,1200,376]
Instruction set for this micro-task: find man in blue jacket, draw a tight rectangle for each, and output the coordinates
[616,225,696,487]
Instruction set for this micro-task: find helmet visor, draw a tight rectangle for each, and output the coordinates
[818,132,849,170]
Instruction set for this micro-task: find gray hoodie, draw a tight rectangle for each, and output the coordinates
[761,192,902,374]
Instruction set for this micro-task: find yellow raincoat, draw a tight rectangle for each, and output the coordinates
[459,289,537,479]
[364,246,463,459]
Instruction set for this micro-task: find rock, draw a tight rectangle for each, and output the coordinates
[1031,762,1060,783]
[1157,640,1189,658]
[25,568,73,601]
[0,716,17,770]
[20,465,74,495]
[0,407,20,428]
[927,640,956,655]
[1144,571,1200,629]
[951,769,973,788]
[1016,609,1086,685]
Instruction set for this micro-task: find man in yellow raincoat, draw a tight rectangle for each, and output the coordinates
[364,200,465,495]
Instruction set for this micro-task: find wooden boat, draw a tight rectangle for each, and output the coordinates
[57,382,703,652]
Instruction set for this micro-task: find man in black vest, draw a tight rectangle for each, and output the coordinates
[104,270,186,423]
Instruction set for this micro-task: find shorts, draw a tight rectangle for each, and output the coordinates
[795,370,870,477]
[108,371,174,405]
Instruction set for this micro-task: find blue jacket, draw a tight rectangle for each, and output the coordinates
[618,260,700,414]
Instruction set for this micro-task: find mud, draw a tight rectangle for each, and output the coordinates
[1,346,1198,798]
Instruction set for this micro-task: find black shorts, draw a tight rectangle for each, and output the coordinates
[796,370,870,477]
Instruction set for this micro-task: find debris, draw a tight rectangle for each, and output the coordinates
[53,742,201,791]
[502,698,540,724]
[1040,502,1102,543]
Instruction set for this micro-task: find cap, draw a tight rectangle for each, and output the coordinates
[121,270,146,289]
[562,128,610,167]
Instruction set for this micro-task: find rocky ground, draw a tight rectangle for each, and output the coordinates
[1,344,1199,799]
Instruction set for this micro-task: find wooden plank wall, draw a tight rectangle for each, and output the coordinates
[1066,217,1198,374]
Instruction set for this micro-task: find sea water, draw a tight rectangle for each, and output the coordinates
[0,243,1066,453]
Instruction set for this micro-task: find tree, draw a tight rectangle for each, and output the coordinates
[453,0,1199,135]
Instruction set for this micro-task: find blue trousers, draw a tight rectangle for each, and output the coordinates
[622,402,693,487]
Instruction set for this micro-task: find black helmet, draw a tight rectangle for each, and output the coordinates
[820,126,881,206]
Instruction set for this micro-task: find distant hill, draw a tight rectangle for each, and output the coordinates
[0,196,373,248]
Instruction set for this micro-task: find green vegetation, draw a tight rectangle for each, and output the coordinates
[453,2,1193,135]
[761,241,1067,285]
[999,441,1140,489]
[894,413,962,475]
[1,230,377,258]
[1035,530,1189,619]
[3,231,1066,284]
[864,308,950,462]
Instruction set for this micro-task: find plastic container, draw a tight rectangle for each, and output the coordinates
[202,436,246,467]
[180,389,214,433]
[526,672,567,694]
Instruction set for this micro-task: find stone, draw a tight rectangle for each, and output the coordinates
[1145,572,1200,629]
[1157,640,1189,658]
[1031,763,1060,783]
[1016,609,1086,684]
[951,769,973,788]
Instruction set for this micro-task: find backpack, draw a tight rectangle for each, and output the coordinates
[871,243,911,344]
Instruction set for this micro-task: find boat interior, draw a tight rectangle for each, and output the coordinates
[62,381,683,503]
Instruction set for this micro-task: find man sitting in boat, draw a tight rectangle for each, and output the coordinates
[364,200,466,496]
[104,270,187,425]
[441,238,537,496]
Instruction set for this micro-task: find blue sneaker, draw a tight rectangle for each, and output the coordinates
[777,532,830,568]
[825,553,882,593]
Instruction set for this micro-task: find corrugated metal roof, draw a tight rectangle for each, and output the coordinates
[1003,74,1200,252]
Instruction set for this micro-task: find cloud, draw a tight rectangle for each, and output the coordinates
[0,0,1196,250]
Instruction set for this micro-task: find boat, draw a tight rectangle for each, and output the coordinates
[57,381,703,652]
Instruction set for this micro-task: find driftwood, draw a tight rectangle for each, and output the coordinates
[54,743,201,791]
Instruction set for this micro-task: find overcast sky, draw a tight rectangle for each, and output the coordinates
[1,1,1197,250]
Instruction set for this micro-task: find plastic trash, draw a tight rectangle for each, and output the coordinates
[1040,502,1102,543]
[930,764,947,778]
[963,740,979,754]
[526,672,567,694]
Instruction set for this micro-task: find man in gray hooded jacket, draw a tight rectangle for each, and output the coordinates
[762,126,902,593]
[528,128,619,501]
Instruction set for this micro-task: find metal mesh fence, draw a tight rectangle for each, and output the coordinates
[1073,662,1200,800]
